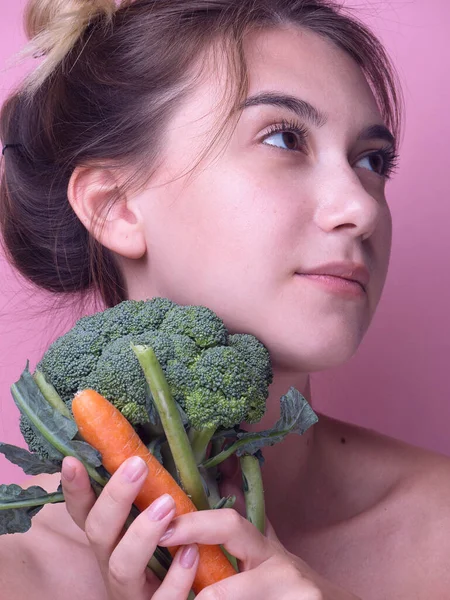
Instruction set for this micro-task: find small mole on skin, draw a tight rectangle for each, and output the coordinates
[341,437,347,444]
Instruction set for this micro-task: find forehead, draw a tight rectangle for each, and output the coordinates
[243,25,382,125]
[159,25,384,166]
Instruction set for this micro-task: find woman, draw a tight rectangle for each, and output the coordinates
[1,0,449,598]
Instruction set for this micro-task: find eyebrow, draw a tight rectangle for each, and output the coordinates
[240,91,397,148]
[240,92,328,128]
[357,124,396,148]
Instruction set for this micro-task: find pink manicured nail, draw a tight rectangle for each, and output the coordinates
[180,544,198,569]
[159,525,175,542]
[122,456,147,482]
[62,459,76,482]
[146,494,175,521]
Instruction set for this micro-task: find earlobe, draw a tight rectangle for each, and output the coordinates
[67,166,147,260]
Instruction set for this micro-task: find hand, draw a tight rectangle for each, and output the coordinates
[157,507,362,600]
[61,455,200,599]
[62,454,361,600]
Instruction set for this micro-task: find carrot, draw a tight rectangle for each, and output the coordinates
[72,389,236,594]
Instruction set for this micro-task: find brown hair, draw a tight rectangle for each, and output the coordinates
[0,0,402,308]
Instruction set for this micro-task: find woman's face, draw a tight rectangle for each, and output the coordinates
[127,26,394,372]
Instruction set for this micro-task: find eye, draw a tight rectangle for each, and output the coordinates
[261,119,308,153]
[355,146,399,179]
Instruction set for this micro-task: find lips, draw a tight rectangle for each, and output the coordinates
[296,262,370,292]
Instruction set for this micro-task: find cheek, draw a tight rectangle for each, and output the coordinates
[141,164,302,329]
[150,169,288,271]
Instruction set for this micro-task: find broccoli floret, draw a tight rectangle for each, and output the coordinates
[159,304,227,348]
[88,331,175,424]
[183,346,266,429]
[228,333,273,395]
[22,297,273,459]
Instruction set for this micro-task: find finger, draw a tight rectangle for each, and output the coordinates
[265,515,281,543]
[151,544,199,600]
[107,493,176,594]
[195,557,306,600]
[84,456,149,564]
[158,508,278,570]
[61,456,97,530]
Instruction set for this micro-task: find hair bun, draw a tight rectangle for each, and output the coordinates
[22,0,117,92]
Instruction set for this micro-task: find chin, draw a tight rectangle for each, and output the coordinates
[255,324,367,373]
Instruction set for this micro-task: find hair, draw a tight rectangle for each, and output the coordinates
[0,0,402,309]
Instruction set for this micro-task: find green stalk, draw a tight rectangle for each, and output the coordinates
[201,443,237,469]
[0,492,65,511]
[240,454,265,534]
[189,426,218,465]
[132,345,210,511]
[212,495,236,510]
[33,370,72,419]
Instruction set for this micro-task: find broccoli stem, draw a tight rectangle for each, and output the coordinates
[0,492,65,511]
[212,495,237,510]
[132,345,210,511]
[240,454,266,534]
[200,443,237,469]
[33,370,72,420]
[189,426,218,465]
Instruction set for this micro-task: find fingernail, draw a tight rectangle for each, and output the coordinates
[180,544,198,569]
[62,459,76,482]
[159,525,174,542]
[147,494,175,521]
[122,456,147,482]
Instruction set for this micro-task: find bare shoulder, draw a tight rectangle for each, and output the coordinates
[0,474,107,600]
[318,415,450,595]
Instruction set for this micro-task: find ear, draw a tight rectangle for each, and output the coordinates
[67,166,146,260]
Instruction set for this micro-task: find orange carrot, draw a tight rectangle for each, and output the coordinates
[72,389,236,594]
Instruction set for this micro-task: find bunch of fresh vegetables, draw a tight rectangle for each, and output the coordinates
[0,297,318,595]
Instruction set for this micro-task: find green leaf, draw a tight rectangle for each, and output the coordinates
[10,365,100,470]
[69,441,102,467]
[0,443,61,475]
[11,365,77,461]
[0,485,64,534]
[235,387,318,456]
[202,388,318,468]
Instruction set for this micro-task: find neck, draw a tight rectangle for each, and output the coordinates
[243,369,319,534]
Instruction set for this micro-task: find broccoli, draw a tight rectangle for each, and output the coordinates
[21,297,273,460]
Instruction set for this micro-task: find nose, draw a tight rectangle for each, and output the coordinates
[313,164,382,241]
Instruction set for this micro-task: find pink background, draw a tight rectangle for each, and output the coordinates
[1,1,449,484]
